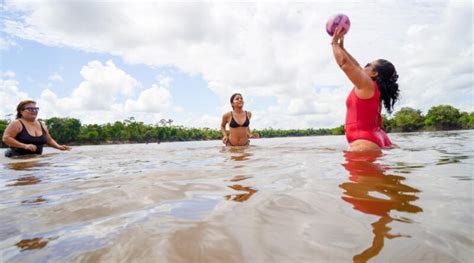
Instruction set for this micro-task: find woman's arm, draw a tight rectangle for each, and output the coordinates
[339,37,361,69]
[220,113,229,145]
[41,122,71,151]
[2,120,37,152]
[332,27,373,91]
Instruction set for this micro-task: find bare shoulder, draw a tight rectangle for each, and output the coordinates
[8,119,22,130]
[247,111,253,118]
[222,111,231,119]
[39,120,49,131]
[354,71,374,91]
[4,119,22,135]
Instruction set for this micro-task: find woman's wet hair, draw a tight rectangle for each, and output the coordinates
[16,99,36,119]
[230,93,242,109]
[372,59,399,114]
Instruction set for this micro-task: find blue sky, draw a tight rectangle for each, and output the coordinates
[1,38,224,124]
[1,0,472,129]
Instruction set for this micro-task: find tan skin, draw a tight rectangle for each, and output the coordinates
[2,103,71,152]
[220,94,257,146]
[332,27,382,152]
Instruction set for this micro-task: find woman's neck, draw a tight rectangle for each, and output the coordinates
[233,108,244,113]
[20,117,36,124]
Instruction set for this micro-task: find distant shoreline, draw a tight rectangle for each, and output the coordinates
[1,129,471,149]
[1,105,472,148]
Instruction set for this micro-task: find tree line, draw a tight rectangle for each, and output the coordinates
[0,105,472,147]
[382,105,473,132]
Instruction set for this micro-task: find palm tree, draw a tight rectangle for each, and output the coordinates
[159,119,167,126]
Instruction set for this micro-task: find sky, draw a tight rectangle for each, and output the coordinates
[0,0,472,129]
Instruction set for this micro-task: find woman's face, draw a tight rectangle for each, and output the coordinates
[232,95,244,108]
[21,103,39,120]
[364,60,379,78]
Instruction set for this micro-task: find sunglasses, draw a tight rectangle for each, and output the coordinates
[364,63,372,68]
[23,107,40,112]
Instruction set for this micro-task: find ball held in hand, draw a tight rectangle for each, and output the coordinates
[326,14,351,36]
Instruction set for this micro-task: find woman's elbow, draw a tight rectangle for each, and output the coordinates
[338,60,350,70]
[2,135,9,144]
[2,136,13,147]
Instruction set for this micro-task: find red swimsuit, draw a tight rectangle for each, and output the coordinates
[345,82,392,148]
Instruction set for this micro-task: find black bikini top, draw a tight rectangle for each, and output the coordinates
[229,111,250,128]
[13,119,47,155]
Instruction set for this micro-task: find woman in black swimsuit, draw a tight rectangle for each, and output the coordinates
[2,100,71,157]
[220,93,257,146]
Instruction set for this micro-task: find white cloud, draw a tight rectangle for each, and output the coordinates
[0,71,29,119]
[0,60,173,124]
[0,71,16,78]
[72,60,141,110]
[156,74,173,88]
[125,84,172,113]
[182,114,221,129]
[0,37,16,50]
[0,38,10,50]
[2,0,472,128]
[398,0,473,112]
[48,72,63,82]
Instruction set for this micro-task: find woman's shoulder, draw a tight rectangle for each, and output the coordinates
[38,120,48,129]
[6,119,23,132]
[9,119,22,127]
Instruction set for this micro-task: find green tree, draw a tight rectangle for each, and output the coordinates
[2,103,471,148]
[424,105,461,130]
[0,119,8,136]
[458,112,474,129]
[0,119,10,147]
[331,125,345,135]
[103,122,122,142]
[381,114,395,132]
[392,107,425,132]
[79,124,103,144]
[44,117,81,143]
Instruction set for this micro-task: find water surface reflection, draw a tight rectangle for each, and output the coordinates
[16,237,49,251]
[339,151,423,262]
[0,132,471,262]
[5,159,49,171]
[225,175,257,202]
[7,176,41,187]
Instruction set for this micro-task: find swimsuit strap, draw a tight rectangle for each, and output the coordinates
[18,119,26,130]
[39,121,47,133]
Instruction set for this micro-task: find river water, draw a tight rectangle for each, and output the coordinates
[0,131,472,262]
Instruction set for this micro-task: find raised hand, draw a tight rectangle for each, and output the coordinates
[332,26,345,46]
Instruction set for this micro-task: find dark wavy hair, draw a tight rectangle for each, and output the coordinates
[16,99,36,119]
[230,93,242,109]
[372,59,399,114]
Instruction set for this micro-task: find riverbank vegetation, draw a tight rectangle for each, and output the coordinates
[1,105,472,147]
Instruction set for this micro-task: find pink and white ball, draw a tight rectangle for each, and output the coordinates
[326,14,351,36]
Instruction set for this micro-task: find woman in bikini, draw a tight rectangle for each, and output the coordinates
[2,100,71,157]
[332,27,400,152]
[220,93,257,146]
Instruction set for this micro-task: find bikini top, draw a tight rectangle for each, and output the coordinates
[13,119,48,155]
[229,111,250,128]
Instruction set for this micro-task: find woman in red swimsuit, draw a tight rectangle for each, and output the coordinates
[332,27,399,152]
